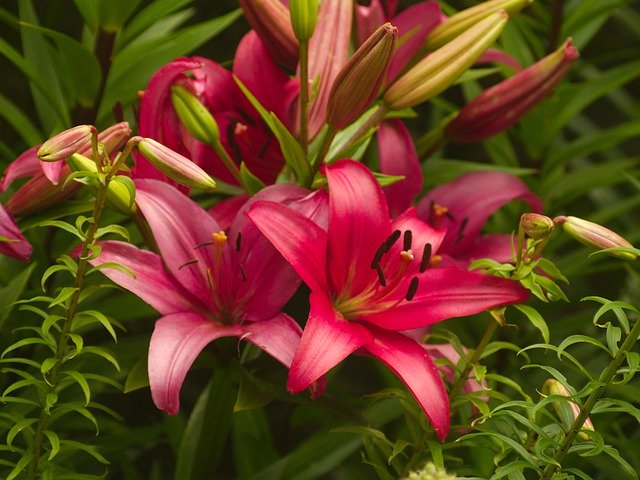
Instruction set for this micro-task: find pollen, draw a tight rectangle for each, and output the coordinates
[212,231,227,245]
[234,122,248,136]
[432,202,449,220]
[430,255,442,267]
[400,250,414,262]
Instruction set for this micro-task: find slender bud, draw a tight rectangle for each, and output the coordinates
[327,23,397,130]
[96,122,132,154]
[446,39,579,142]
[135,138,217,191]
[520,213,555,239]
[37,125,95,162]
[543,379,594,440]
[171,85,220,145]
[290,0,319,42]
[238,0,299,70]
[384,12,508,110]
[425,0,532,50]
[555,215,637,260]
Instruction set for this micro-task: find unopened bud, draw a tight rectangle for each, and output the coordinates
[555,215,637,260]
[37,125,95,162]
[425,0,532,50]
[327,23,397,129]
[68,153,137,215]
[446,39,579,142]
[520,213,555,239]
[136,138,217,191]
[384,12,508,110]
[543,379,594,440]
[171,85,220,145]
[239,0,299,70]
[95,122,132,155]
[290,0,319,42]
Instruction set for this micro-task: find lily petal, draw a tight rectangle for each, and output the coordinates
[1,146,41,191]
[418,171,542,255]
[242,312,302,367]
[135,180,220,308]
[148,312,242,414]
[455,233,515,263]
[364,268,528,330]
[247,200,329,294]
[89,240,203,315]
[325,160,391,295]
[377,120,423,216]
[0,203,32,261]
[364,326,450,441]
[287,292,373,392]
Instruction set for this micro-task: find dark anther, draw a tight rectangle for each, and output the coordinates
[240,264,247,281]
[226,122,243,164]
[371,230,401,268]
[376,264,387,287]
[179,258,199,270]
[419,243,432,273]
[403,230,413,251]
[194,241,213,250]
[454,217,469,245]
[405,276,419,301]
[237,108,257,126]
[235,232,242,252]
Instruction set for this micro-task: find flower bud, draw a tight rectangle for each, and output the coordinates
[520,213,555,239]
[383,11,508,110]
[425,0,532,50]
[446,39,579,142]
[37,125,95,162]
[238,0,299,70]
[543,379,594,440]
[171,85,220,145]
[290,0,319,42]
[555,215,637,260]
[136,138,217,191]
[95,122,132,155]
[326,23,397,130]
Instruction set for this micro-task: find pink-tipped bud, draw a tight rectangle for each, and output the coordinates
[520,213,555,239]
[93,122,132,155]
[383,11,508,110]
[37,125,95,162]
[326,23,397,130]
[555,215,637,260]
[238,0,299,70]
[543,379,594,440]
[446,39,579,142]
[425,0,533,50]
[135,138,217,191]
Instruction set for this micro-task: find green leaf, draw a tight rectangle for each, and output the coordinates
[239,162,267,195]
[5,452,34,480]
[232,408,279,479]
[117,0,192,47]
[562,0,632,48]
[96,0,142,31]
[59,439,109,465]
[175,367,237,480]
[43,430,60,460]
[94,224,130,241]
[421,159,536,187]
[78,346,120,371]
[33,220,84,240]
[0,91,42,145]
[123,355,148,393]
[73,310,119,342]
[0,262,36,329]
[63,371,92,406]
[6,417,38,448]
[49,287,79,308]
[513,304,549,343]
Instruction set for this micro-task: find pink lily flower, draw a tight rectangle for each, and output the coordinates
[417,171,542,264]
[247,159,528,440]
[89,180,326,414]
[137,31,298,186]
[0,203,32,261]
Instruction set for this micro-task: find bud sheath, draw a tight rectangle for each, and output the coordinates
[37,125,95,162]
[171,85,220,145]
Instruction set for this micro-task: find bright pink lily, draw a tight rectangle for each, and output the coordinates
[247,159,528,440]
[89,180,326,414]
[417,171,542,264]
[0,203,32,261]
[137,31,298,186]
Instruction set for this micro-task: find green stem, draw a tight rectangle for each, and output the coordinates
[26,177,110,479]
[539,317,640,480]
[449,317,499,400]
[211,142,243,186]
[299,40,310,155]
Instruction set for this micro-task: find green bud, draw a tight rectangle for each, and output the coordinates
[425,0,533,50]
[289,0,318,42]
[171,85,220,145]
[384,12,508,110]
[520,213,555,239]
[542,379,594,440]
[136,138,217,191]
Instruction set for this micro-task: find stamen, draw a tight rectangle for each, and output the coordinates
[227,122,243,164]
[403,230,413,251]
[419,243,432,273]
[194,241,213,250]
[405,276,419,301]
[430,255,442,267]
[240,264,247,281]
[179,258,199,270]
[400,250,414,263]
[371,229,401,268]
[376,264,387,287]
[235,232,242,252]
[385,230,401,250]
[454,218,469,245]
